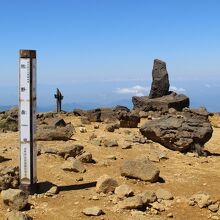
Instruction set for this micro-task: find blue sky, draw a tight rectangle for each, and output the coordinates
[0,0,220,111]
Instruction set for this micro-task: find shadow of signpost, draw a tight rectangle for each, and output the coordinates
[37,181,97,194]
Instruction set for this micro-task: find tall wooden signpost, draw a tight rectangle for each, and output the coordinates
[19,50,37,194]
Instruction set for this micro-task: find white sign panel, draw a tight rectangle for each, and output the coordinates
[20,59,30,101]
[19,56,37,187]
[20,142,31,184]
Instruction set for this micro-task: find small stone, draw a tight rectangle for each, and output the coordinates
[168,108,176,114]
[118,195,144,210]
[98,160,111,167]
[92,196,99,200]
[76,152,93,163]
[106,155,117,160]
[103,139,118,147]
[90,138,102,146]
[5,210,31,220]
[151,201,165,212]
[94,124,99,129]
[155,189,173,200]
[45,186,59,197]
[115,184,134,198]
[122,142,132,149]
[1,189,28,211]
[167,212,174,218]
[82,207,104,216]
[105,123,120,132]
[62,159,86,173]
[79,127,87,133]
[148,152,160,162]
[208,203,219,212]
[186,152,196,157]
[89,133,97,140]
[76,177,83,182]
[96,175,118,194]
[138,190,157,204]
[211,216,220,220]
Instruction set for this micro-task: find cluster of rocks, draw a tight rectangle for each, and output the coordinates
[82,174,174,217]
[131,59,213,155]
[74,106,140,128]
[0,109,75,141]
[39,144,94,173]
[89,134,119,148]
[189,192,220,219]
[36,113,74,141]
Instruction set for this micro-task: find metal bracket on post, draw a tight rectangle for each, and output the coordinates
[19,50,37,195]
[54,88,63,113]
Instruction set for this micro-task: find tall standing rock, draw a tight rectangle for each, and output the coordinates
[149,59,170,98]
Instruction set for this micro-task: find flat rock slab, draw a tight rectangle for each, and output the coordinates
[118,195,144,209]
[40,144,84,159]
[120,159,160,182]
[132,92,189,112]
[82,207,104,216]
[140,110,213,152]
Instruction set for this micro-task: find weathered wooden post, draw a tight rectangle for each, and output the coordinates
[19,50,37,194]
[54,88,63,113]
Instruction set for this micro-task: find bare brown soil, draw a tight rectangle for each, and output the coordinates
[0,114,220,220]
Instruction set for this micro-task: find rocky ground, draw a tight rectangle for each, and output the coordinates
[0,112,220,220]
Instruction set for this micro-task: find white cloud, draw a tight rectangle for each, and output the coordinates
[116,85,186,96]
[205,84,211,88]
[115,85,150,96]
[170,86,186,93]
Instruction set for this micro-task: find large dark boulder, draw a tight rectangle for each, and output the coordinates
[118,112,140,128]
[86,108,118,123]
[133,92,189,112]
[140,109,213,154]
[149,59,170,98]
